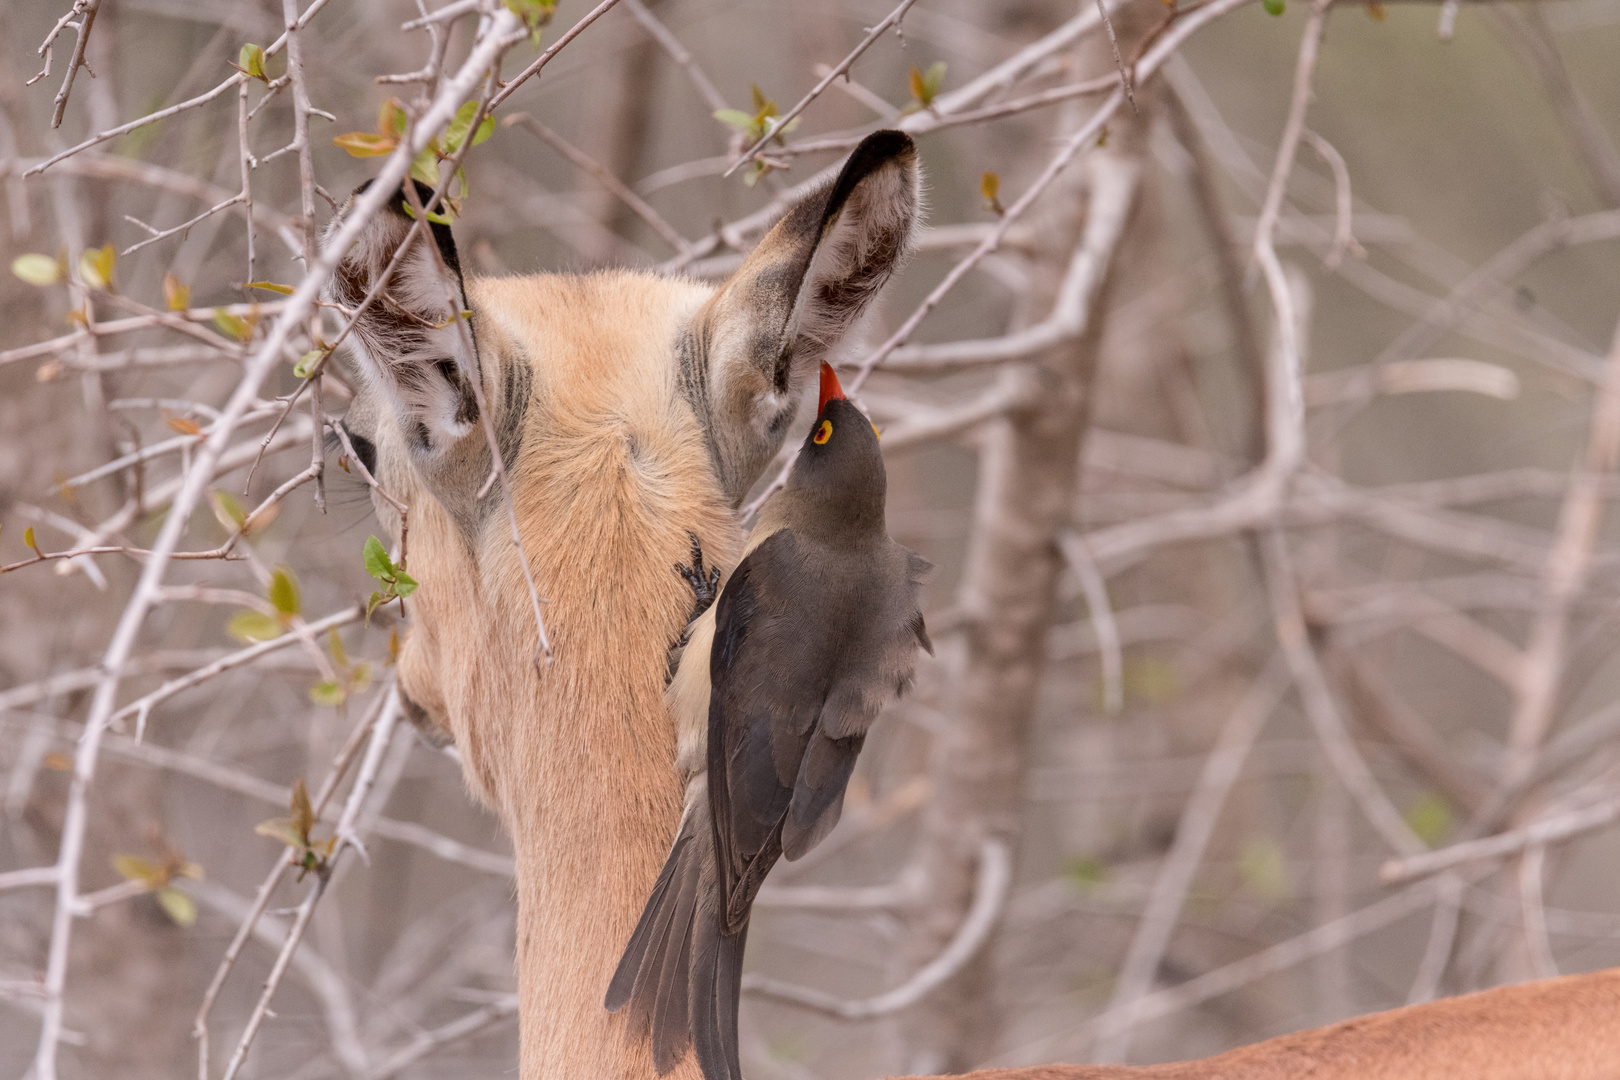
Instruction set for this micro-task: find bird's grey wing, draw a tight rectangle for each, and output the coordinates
[707,529,832,928]
[782,541,931,860]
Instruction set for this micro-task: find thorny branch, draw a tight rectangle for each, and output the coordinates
[9,0,1620,1075]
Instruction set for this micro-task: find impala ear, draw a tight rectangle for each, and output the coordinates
[695,130,920,503]
[325,179,481,459]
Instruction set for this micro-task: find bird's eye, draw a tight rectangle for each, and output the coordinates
[813,420,833,445]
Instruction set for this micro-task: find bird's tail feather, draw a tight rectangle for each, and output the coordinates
[607,777,745,1080]
[691,899,747,1080]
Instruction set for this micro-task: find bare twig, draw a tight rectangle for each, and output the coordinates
[1092,658,1291,1061]
[218,690,403,1080]
[741,838,1010,1019]
[725,0,922,177]
[1381,786,1620,883]
[504,113,690,254]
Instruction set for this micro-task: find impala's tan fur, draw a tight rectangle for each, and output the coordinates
[916,966,1620,1079]
[385,271,734,1080]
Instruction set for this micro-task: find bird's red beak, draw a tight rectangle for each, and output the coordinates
[818,362,847,412]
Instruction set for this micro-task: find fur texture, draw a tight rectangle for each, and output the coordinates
[898,966,1620,1079]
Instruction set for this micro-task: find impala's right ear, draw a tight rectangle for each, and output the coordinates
[693,131,920,503]
[325,180,481,460]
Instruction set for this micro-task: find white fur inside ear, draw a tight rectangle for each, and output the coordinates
[791,154,923,363]
[327,212,478,458]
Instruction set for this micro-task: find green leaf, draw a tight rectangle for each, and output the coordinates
[254,817,303,847]
[409,144,441,188]
[23,526,41,556]
[378,97,409,141]
[1063,856,1108,892]
[211,490,247,533]
[333,130,397,157]
[294,350,324,379]
[1263,0,1285,14]
[236,43,268,82]
[290,777,315,840]
[504,0,557,44]
[157,886,197,927]
[1121,657,1178,705]
[391,569,418,598]
[163,273,191,312]
[212,308,251,343]
[1238,836,1291,904]
[1405,792,1455,847]
[12,253,60,286]
[244,280,295,296]
[113,854,164,887]
[909,61,946,107]
[363,535,394,579]
[268,565,301,618]
[400,199,452,226]
[713,109,755,130]
[444,101,495,154]
[226,610,283,643]
[78,244,116,290]
[309,680,346,706]
[367,590,388,619]
[327,628,350,670]
[743,160,771,187]
[980,170,1003,214]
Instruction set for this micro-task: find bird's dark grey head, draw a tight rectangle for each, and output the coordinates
[783,368,886,533]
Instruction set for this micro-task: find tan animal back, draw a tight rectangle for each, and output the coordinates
[326,136,920,1079]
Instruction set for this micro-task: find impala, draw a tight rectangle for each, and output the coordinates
[328,131,1620,1080]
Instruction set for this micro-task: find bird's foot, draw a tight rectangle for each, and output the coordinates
[674,531,721,626]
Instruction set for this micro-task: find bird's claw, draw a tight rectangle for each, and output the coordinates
[674,531,720,625]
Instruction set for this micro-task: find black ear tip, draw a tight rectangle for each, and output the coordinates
[853,129,916,163]
[820,130,918,228]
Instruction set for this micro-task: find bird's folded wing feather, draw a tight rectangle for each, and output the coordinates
[710,531,931,891]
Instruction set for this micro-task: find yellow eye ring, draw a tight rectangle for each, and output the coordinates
[813,420,833,445]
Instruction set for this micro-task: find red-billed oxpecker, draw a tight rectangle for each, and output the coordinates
[606,362,932,1080]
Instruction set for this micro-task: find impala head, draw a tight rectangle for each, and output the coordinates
[324,132,919,793]
[328,130,919,523]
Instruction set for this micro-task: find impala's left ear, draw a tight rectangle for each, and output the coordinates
[325,179,481,460]
[693,130,921,503]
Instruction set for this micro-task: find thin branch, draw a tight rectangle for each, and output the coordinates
[360,996,518,1080]
[1250,0,1334,275]
[878,158,1140,373]
[622,0,729,115]
[1497,311,1620,797]
[1012,877,1447,1063]
[218,690,403,1080]
[193,688,391,1072]
[1300,128,1364,268]
[1058,533,1129,715]
[490,0,625,109]
[741,838,1010,1019]
[726,0,921,177]
[1263,528,1426,857]
[504,113,690,254]
[46,0,104,128]
[1380,786,1620,883]
[24,0,341,176]
[1092,658,1290,1062]
[30,20,524,1073]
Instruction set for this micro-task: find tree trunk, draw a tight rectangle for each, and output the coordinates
[895,25,1154,1066]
